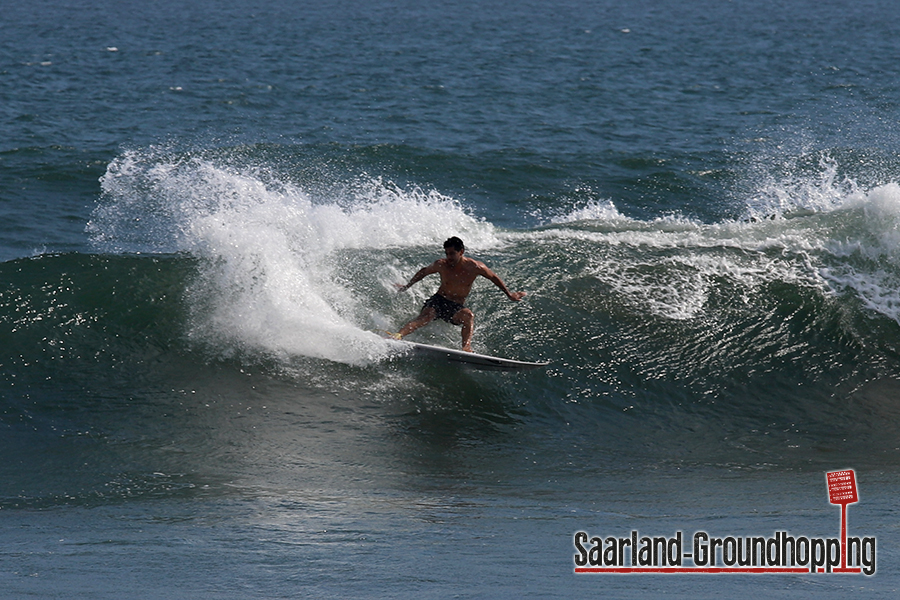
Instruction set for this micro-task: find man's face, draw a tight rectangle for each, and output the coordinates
[444,247,463,266]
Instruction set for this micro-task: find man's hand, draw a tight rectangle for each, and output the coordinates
[508,291,527,301]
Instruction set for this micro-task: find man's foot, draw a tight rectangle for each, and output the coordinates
[462,344,473,353]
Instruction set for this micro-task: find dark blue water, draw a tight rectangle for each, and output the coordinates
[3,0,900,597]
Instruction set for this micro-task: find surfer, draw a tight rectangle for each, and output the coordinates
[394,236,526,352]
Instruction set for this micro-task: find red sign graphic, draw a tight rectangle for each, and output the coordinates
[827,470,858,505]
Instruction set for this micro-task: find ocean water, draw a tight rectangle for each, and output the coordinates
[3,0,900,597]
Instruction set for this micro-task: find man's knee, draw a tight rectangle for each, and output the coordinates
[453,308,474,325]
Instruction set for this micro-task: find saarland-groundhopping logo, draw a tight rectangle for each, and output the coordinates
[573,469,876,575]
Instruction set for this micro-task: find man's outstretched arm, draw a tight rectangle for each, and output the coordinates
[396,262,440,293]
[479,264,526,301]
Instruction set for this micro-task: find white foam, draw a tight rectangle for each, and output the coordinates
[818,182,900,321]
[549,199,631,225]
[521,175,900,323]
[88,147,900,349]
[741,153,866,221]
[89,149,500,364]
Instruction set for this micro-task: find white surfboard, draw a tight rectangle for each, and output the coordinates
[387,337,549,370]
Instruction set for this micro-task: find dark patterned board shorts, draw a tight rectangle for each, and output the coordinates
[424,294,465,322]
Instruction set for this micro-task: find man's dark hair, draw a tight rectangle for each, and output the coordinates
[443,236,465,252]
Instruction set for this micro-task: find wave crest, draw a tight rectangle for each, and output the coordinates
[88,147,499,364]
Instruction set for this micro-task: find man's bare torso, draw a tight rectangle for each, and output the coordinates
[433,256,486,304]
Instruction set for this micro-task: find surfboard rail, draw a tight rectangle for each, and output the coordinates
[381,333,549,370]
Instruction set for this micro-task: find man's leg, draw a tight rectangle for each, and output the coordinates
[451,308,475,352]
[398,306,436,338]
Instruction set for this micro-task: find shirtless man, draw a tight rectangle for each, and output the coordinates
[394,236,526,352]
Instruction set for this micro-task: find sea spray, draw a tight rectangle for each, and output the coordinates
[88,149,501,364]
